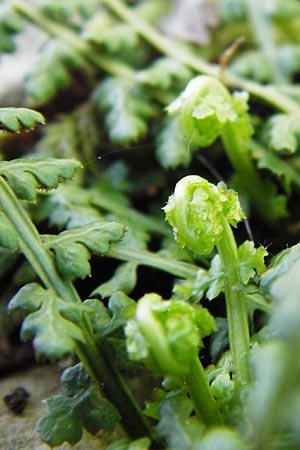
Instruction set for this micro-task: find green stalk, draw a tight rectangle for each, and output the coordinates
[221,122,281,221]
[187,356,223,426]
[0,176,79,302]
[0,176,152,441]
[217,218,251,385]
[108,243,200,279]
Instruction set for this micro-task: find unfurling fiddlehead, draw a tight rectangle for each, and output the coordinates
[164,175,251,385]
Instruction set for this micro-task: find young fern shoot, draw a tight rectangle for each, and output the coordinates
[167,75,287,221]
[164,175,251,385]
[126,292,223,426]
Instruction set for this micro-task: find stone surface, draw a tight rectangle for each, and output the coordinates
[0,364,114,450]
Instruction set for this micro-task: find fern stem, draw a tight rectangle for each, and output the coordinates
[108,243,200,279]
[0,176,80,303]
[217,218,251,385]
[187,356,223,425]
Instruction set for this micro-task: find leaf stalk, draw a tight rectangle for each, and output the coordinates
[217,218,251,385]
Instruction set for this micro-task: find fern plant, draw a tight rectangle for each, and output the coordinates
[2,1,300,449]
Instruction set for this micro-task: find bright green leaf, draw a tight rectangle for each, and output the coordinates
[238,240,267,284]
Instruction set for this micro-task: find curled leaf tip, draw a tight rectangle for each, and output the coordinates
[167,75,250,147]
[164,175,245,255]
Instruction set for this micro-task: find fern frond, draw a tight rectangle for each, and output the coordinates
[0,158,81,200]
[0,107,44,132]
[93,76,154,144]
[25,39,85,103]
[156,116,190,169]
[43,221,125,280]
[38,0,102,22]
[35,106,100,163]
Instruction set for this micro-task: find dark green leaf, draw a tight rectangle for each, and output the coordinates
[35,184,102,229]
[0,157,81,200]
[92,262,137,298]
[250,141,300,192]
[0,211,18,250]
[84,291,136,337]
[40,0,101,20]
[37,362,119,446]
[8,283,91,360]
[43,221,124,280]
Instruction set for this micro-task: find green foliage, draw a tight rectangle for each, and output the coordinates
[26,39,84,102]
[43,221,125,280]
[39,0,102,21]
[0,107,44,132]
[8,283,91,359]
[167,75,252,148]
[136,57,192,89]
[0,157,81,200]
[262,113,300,153]
[84,291,136,338]
[37,363,120,446]
[156,116,190,168]
[3,0,300,449]
[93,76,154,144]
[126,293,215,376]
[92,262,138,297]
[157,393,205,450]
